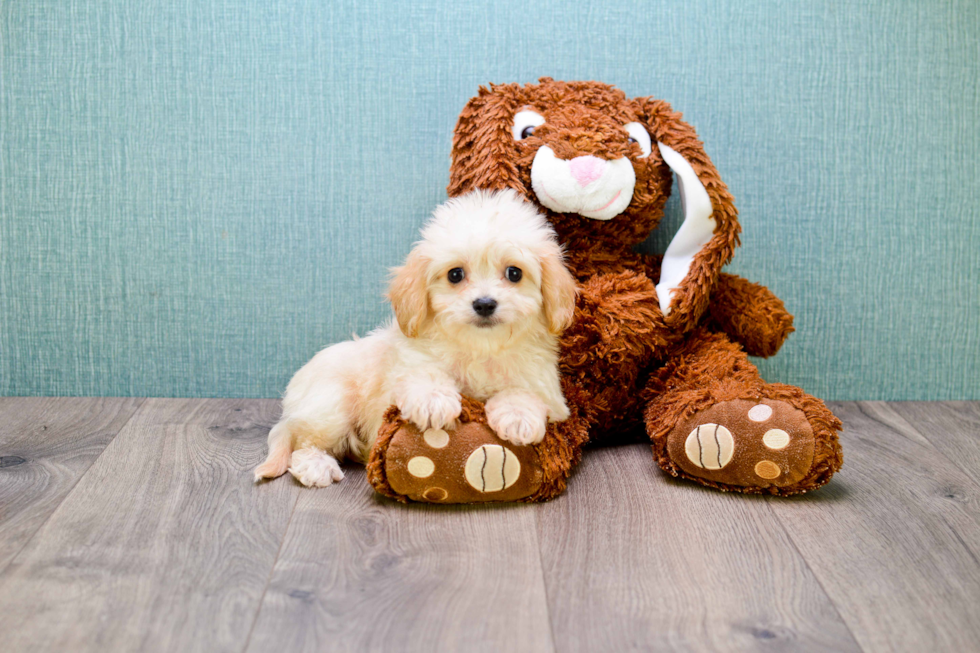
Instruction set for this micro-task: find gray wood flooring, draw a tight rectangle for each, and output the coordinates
[0,399,978,652]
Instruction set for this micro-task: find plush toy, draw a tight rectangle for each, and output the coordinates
[367,78,842,503]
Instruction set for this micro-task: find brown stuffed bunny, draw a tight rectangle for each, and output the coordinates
[367,78,842,502]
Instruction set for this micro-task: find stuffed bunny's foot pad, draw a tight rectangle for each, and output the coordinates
[384,422,544,503]
[664,399,815,490]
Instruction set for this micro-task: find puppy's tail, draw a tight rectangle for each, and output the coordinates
[254,421,293,482]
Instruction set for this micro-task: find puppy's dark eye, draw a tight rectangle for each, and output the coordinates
[520,125,535,139]
[448,267,465,284]
[506,266,523,283]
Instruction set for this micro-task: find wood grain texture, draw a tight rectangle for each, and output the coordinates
[768,402,980,653]
[0,398,297,653]
[246,468,554,653]
[887,402,980,487]
[2,399,979,652]
[535,443,860,653]
[0,397,143,572]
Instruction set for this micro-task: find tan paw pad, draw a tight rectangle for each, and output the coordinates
[407,456,435,478]
[762,429,790,450]
[754,460,781,479]
[422,487,448,501]
[465,445,521,492]
[684,424,735,470]
[423,428,450,449]
[748,404,773,421]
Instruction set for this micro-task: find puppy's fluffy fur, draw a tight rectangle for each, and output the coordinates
[255,189,578,487]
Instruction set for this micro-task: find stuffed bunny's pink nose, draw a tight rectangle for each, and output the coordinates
[568,155,606,187]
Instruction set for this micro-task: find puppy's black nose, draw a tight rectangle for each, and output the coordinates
[472,297,497,317]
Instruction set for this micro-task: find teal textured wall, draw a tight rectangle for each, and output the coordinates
[1,0,977,400]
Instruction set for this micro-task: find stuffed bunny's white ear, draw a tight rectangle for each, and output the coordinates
[655,142,717,315]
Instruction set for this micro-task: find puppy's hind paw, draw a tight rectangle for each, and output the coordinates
[288,448,345,488]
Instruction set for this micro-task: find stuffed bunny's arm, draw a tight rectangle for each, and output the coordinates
[708,273,794,358]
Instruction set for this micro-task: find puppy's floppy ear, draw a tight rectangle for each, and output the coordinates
[634,97,741,331]
[387,248,430,338]
[539,241,578,334]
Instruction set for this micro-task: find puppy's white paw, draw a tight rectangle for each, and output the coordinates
[398,386,462,431]
[550,398,571,422]
[486,391,549,446]
[288,448,345,488]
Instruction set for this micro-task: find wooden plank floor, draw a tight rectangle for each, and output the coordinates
[0,399,978,652]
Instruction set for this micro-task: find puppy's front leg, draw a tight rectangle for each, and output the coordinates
[394,376,462,432]
[486,389,550,446]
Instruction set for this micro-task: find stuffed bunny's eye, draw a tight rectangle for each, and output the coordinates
[625,122,652,158]
[513,110,545,142]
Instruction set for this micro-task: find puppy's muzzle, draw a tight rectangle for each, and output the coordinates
[472,297,497,318]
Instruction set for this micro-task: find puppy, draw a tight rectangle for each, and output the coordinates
[254,189,578,487]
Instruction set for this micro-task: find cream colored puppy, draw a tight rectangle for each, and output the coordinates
[254,189,578,488]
